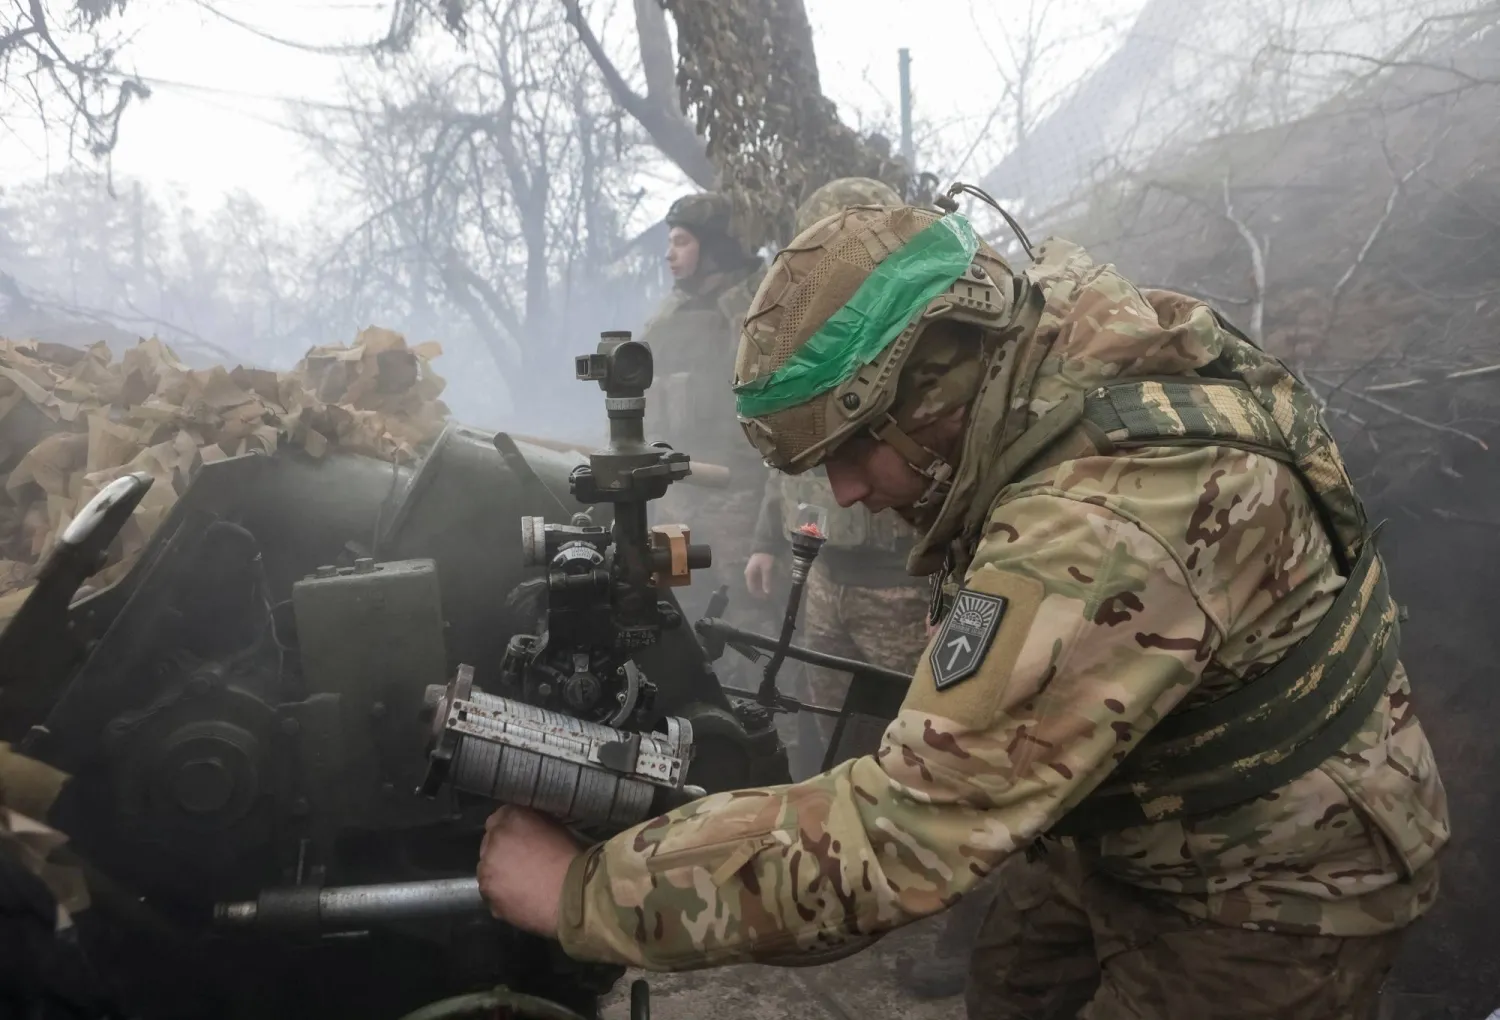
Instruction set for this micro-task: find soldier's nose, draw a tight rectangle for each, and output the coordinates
[824,460,868,508]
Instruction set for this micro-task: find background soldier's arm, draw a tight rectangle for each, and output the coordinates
[557,486,1228,970]
[750,470,784,556]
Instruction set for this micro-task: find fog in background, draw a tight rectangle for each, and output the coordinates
[2,0,1135,434]
[4,0,1500,1015]
[5,1,1483,431]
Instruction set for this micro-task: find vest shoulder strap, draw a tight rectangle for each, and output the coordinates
[1083,377,1293,462]
[963,377,1293,544]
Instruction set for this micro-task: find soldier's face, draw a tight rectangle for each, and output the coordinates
[822,408,968,515]
[823,436,928,512]
[666,227,700,279]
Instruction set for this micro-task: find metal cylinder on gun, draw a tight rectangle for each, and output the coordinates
[420,666,703,828]
[214,877,486,932]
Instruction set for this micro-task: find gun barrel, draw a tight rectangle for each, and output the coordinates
[214,877,486,932]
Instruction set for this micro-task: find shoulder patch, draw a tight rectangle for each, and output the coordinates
[930,590,1008,690]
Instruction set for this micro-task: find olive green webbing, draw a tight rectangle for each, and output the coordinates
[1050,537,1396,837]
[954,376,1393,838]
[1084,378,1289,457]
[961,378,1291,542]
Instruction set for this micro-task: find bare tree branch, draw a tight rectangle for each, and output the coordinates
[1432,507,1500,530]
[1363,363,1500,393]
[1308,373,1491,451]
[1221,172,1267,342]
[2,0,148,157]
[1328,129,1441,326]
[560,0,713,187]
[189,0,416,56]
[631,0,675,103]
[439,253,521,372]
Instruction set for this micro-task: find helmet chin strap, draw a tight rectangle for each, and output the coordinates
[868,414,954,511]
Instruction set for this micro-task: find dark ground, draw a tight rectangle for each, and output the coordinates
[601,915,963,1020]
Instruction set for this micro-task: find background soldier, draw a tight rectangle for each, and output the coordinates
[746,462,924,758]
[641,192,768,610]
[479,199,1448,1019]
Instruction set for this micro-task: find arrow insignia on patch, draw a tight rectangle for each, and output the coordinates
[930,590,1008,690]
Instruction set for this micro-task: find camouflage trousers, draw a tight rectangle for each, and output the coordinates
[967,844,1404,1020]
[800,562,929,761]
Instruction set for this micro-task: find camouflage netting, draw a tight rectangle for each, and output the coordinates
[0,328,450,625]
[663,0,909,248]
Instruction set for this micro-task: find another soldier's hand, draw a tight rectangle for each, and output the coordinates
[745,552,776,598]
[477,805,580,938]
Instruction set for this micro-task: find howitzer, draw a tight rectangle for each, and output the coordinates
[0,332,791,1020]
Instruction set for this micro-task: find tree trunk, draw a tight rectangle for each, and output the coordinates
[632,0,677,103]
[566,0,907,246]
[561,0,715,187]
[661,0,909,247]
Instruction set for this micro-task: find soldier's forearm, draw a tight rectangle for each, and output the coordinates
[554,754,1011,970]
[750,471,784,554]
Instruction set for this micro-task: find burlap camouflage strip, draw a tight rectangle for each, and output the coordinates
[1,328,450,627]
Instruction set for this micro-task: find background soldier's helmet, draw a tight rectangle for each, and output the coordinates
[794,177,903,235]
[666,192,733,237]
[732,205,1020,493]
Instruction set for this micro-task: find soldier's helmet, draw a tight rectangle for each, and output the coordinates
[732,204,1020,497]
[794,177,902,235]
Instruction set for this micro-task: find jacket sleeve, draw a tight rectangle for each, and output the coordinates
[750,471,784,556]
[556,488,1223,970]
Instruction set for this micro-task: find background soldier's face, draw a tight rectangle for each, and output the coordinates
[666,226,700,280]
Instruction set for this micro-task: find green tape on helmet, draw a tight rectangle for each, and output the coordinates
[734,214,979,419]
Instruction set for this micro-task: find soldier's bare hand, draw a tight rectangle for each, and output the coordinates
[477,805,581,938]
[745,552,776,598]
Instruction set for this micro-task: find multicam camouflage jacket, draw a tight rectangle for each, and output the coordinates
[556,240,1449,970]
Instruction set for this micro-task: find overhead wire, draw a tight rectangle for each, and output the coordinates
[189,0,410,56]
[99,69,384,115]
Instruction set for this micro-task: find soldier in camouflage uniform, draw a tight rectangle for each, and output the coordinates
[478,199,1450,1019]
[747,465,925,754]
[643,193,768,608]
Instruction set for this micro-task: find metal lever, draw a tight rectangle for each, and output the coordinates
[630,979,651,1020]
[2,472,155,735]
[755,504,827,706]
